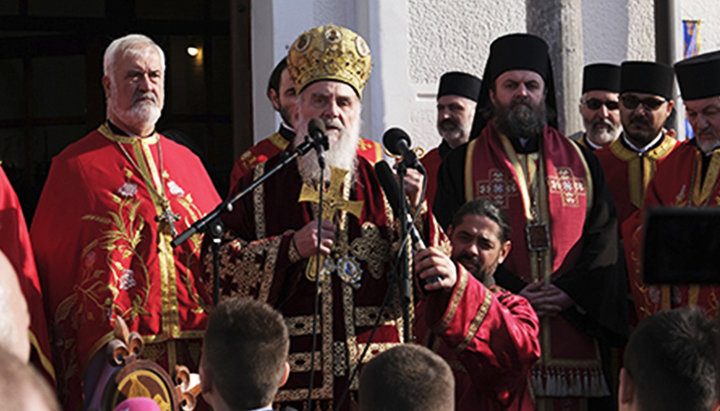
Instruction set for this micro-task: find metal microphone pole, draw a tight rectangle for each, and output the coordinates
[396,161,412,343]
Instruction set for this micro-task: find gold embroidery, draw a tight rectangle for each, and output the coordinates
[456,290,492,352]
[436,266,469,332]
[285,315,318,336]
[253,163,267,239]
[333,341,348,376]
[350,222,389,280]
[354,306,398,328]
[288,352,322,373]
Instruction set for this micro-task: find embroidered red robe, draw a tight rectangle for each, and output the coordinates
[595,133,678,232]
[31,123,220,410]
[415,265,540,411]
[0,167,54,383]
[626,142,720,320]
[420,146,441,205]
[461,122,615,405]
[214,155,449,411]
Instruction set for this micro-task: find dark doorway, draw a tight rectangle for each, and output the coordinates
[0,0,251,221]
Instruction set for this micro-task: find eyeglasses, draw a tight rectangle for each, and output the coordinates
[584,98,619,111]
[620,95,667,110]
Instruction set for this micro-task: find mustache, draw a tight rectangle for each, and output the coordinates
[591,118,616,129]
[133,91,158,105]
[440,118,460,130]
[323,118,344,130]
[629,115,649,126]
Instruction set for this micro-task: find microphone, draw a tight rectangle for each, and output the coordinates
[375,161,440,286]
[308,118,329,151]
[382,128,422,169]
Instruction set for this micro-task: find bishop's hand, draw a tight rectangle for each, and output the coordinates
[293,219,336,258]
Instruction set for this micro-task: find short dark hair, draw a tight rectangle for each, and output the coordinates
[203,297,289,410]
[359,344,454,411]
[624,307,718,411]
[266,57,288,100]
[450,199,511,242]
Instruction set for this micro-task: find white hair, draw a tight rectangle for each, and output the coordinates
[103,34,166,78]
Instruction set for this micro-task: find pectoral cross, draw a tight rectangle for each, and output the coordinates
[298,167,364,282]
[156,201,181,237]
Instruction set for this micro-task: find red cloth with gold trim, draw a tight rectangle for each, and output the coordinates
[229,129,382,194]
[213,154,449,410]
[464,121,610,401]
[415,265,540,410]
[595,133,678,232]
[625,142,720,320]
[420,146,442,207]
[0,167,54,384]
[31,124,220,410]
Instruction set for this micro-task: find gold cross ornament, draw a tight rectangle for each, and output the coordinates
[298,167,364,282]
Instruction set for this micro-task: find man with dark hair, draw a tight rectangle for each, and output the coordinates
[200,297,289,411]
[619,307,718,411]
[421,71,481,202]
[595,61,679,231]
[359,344,454,411]
[627,50,720,319]
[434,33,627,408]
[414,198,539,410]
[569,63,622,150]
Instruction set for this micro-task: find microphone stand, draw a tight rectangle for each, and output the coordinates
[395,161,413,343]
[306,131,327,411]
[170,137,322,305]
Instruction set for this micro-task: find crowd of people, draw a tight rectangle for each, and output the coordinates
[2,21,720,411]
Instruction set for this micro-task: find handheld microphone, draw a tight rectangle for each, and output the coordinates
[382,128,421,169]
[308,118,329,151]
[375,161,440,286]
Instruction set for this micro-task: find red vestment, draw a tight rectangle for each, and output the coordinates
[214,155,449,410]
[626,142,720,320]
[455,122,617,407]
[31,123,220,409]
[595,133,678,231]
[228,125,382,193]
[420,141,452,207]
[415,266,540,410]
[0,167,54,383]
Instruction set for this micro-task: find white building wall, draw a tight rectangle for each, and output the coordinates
[252,0,719,149]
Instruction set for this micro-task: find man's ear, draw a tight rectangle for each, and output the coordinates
[102,76,112,98]
[489,88,496,106]
[498,240,511,264]
[269,88,280,111]
[279,362,290,387]
[618,368,635,406]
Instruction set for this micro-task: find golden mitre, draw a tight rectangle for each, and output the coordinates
[287,24,373,98]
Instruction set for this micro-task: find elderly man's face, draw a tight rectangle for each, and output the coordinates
[619,91,673,147]
[579,90,622,146]
[436,95,477,148]
[103,46,164,136]
[296,81,360,145]
[449,214,510,282]
[685,97,720,154]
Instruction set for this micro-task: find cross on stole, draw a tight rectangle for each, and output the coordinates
[298,167,364,281]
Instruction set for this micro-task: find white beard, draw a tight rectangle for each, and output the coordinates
[109,85,163,136]
[295,116,360,187]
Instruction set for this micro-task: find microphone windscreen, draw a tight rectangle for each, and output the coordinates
[308,118,326,136]
[374,161,402,218]
[382,127,411,156]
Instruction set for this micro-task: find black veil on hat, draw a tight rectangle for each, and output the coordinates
[582,63,621,93]
[620,61,674,100]
[437,71,482,102]
[674,50,720,100]
[471,33,558,138]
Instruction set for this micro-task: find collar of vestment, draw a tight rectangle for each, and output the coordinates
[279,123,296,142]
[580,133,603,151]
[103,120,159,145]
[438,140,453,159]
[497,125,540,153]
[621,130,665,154]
